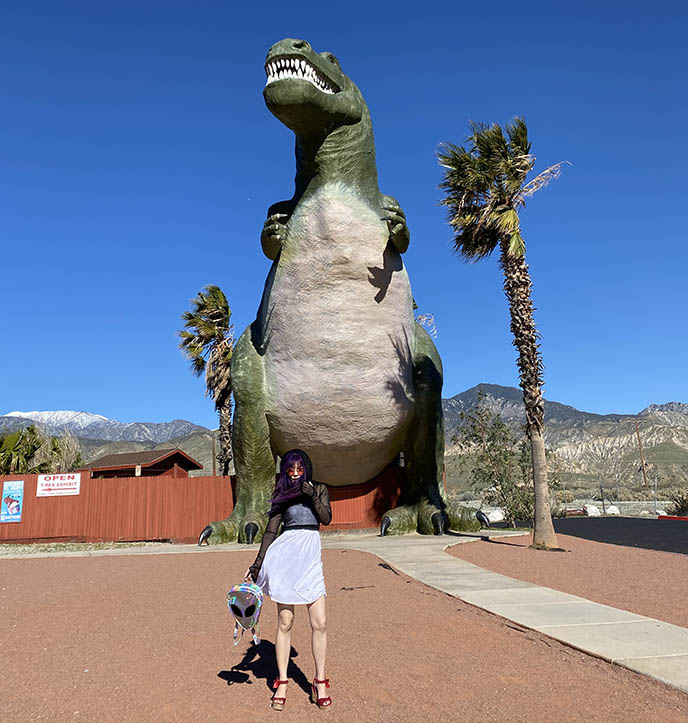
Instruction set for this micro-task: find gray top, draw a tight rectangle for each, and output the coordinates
[283,498,319,528]
[249,482,332,581]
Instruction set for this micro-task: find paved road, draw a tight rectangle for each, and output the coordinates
[552,517,688,555]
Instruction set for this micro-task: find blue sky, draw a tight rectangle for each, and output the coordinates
[2,1,686,428]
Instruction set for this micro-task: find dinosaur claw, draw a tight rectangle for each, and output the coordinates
[380,516,391,537]
[475,510,491,529]
[198,525,213,546]
[245,523,259,544]
[431,512,445,536]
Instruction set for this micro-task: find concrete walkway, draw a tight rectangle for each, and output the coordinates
[4,531,688,694]
[321,532,688,695]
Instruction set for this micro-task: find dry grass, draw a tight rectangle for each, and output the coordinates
[0,540,163,556]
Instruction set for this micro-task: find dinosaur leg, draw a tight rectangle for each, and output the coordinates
[381,325,479,535]
[380,324,446,535]
[199,324,276,545]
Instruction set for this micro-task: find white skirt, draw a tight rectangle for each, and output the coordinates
[256,528,326,605]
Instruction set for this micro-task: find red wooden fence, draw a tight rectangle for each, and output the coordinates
[0,473,235,544]
[0,466,402,544]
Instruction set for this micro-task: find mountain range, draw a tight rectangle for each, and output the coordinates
[2,385,687,492]
[442,384,688,495]
[1,410,208,443]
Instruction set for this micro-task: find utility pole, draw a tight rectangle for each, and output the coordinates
[211,435,217,477]
[634,421,648,488]
[654,474,658,516]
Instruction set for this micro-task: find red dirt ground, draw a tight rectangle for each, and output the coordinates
[447,532,688,629]
[2,547,687,722]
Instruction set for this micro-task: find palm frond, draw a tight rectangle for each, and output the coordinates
[517,161,571,202]
[495,208,520,234]
[438,116,565,262]
[178,284,235,398]
[508,231,526,257]
[505,117,531,156]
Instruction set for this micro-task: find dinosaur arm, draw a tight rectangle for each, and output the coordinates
[248,508,282,580]
[261,200,294,260]
[382,195,410,254]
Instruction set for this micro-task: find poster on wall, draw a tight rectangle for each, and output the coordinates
[1,480,24,523]
[36,473,81,497]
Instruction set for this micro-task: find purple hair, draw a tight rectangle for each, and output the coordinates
[270,449,313,513]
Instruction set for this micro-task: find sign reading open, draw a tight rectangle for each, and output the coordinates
[36,473,81,497]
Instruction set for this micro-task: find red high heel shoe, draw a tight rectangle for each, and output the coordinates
[271,679,289,711]
[311,678,332,709]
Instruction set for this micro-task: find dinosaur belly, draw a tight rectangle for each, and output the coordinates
[262,184,415,485]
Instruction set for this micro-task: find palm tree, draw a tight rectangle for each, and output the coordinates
[437,117,567,549]
[178,285,235,476]
[0,425,48,474]
[29,430,83,473]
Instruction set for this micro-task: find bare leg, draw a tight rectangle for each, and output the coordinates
[306,596,330,702]
[274,604,294,700]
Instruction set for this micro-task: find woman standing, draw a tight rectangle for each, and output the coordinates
[245,449,333,710]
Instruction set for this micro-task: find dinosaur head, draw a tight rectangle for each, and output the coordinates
[263,38,364,137]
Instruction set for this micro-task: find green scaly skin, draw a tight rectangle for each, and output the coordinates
[202,39,475,544]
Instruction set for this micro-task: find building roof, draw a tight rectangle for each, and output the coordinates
[85,448,203,471]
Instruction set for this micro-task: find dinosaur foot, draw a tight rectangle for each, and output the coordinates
[446,502,482,533]
[197,510,266,546]
[380,499,446,536]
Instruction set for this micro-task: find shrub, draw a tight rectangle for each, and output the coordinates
[668,492,688,517]
[550,502,567,519]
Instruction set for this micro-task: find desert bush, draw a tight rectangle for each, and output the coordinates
[668,492,688,516]
[558,489,574,504]
[660,486,685,500]
[455,392,573,527]
[550,502,567,518]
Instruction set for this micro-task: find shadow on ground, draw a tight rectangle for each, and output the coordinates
[218,641,311,695]
[551,517,688,555]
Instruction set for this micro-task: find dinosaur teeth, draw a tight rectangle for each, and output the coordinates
[265,56,337,94]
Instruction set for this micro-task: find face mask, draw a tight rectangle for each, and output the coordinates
[227,582,264,646]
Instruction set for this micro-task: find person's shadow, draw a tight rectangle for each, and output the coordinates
[218,640,311,696]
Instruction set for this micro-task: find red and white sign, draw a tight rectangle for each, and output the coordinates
[36,473,81,497]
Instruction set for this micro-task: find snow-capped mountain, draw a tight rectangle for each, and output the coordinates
[5,410,109,430]
[0,410,210,443]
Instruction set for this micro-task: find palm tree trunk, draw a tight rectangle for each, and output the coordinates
[500,241,559,549]
[529,425,557,547]
[217,394,233,476]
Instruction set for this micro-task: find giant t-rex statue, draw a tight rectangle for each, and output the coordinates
[200,38,474,544]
